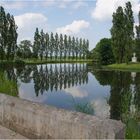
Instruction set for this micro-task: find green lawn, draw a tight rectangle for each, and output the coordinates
[24,59,92,64]
[105,63,140,71]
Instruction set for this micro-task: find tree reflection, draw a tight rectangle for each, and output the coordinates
[92,69,140,120]
[15,63,88,96]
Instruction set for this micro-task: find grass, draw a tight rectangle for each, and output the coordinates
[24,58,92,65]
[0,72,18,96]
[74,102,94,115]
[0,59,93,65]
[104,63,140,71]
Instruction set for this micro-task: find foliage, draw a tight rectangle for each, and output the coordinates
[74,102,94,115]
[32,29,89,60]
[0,6,18,60]
[16,40,32,59]
[0,71,18,96]
[91,38,115,65]
[14,59,25,66]
[111,2,134,64]
[135,11,140,61]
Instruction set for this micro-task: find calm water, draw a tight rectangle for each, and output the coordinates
[0,63,140,120]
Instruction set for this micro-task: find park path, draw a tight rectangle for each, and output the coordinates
[0,125,27,139]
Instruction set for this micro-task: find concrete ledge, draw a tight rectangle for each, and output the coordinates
[0,93,125,139]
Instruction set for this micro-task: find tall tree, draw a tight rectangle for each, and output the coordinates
[64,34,68,59]
[17,40,32,59]
[124,2,134,63]
[72,37,75,59]
[33,28,40,59]
[79,38,83,59]
[68,36,71,59]
[59,34,64,60]
[40,29,45,60]
[0,6,6,60]
[45,33,49,59]
[49,32,54,60]
[54,33,59,60]
[135,11,140,61]
[0,6,18,60]
[111,6,126,63]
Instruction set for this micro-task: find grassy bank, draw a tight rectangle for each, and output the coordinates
[104,63,140,71]
[0,59,93,65]
[24,59,93,65]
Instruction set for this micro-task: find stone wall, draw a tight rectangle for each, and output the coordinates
[0,93,125,139]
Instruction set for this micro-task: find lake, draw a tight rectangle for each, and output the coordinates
[0,63,139,120]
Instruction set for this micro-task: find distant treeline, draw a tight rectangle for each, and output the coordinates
[17,29,89,60]
[0,6,89,61]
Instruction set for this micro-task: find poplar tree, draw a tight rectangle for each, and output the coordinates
[124,2,134,63]
[59,34,63,60]
[79,38,83,59]
[111,6,126,63]
[54,33,59,60]
[0,6,6,60]
[75,38,79,60]
[135,11,140,61]
[0,6,18,60]
[64,34,68,59]
[50,32,54,60]
[68,36,71,59]
[33,28,40,59]
[40,29,45,60]
[72,37,75,59]
[45,33,49,59]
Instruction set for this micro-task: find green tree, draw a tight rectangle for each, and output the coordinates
[72,37,75,59]
[79,38,83,59]
[111,2,134,64]
[111,6,126,63]
[17,40,32,59]
[0,6,6,60]
[59,34,64,60]
[45,33,49,59]
[124,2,134,63]
[0,6,18,60]
[33,28,40,59]
[68,36,71,59]
[64,34,68,59]
[40,29,45,60]
[135,11,140,61]
[50,32,54,60]
[94,38,115,65]
[54,33,59,60]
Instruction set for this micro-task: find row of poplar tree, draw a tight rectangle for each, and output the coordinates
[111,2,140,63]
[31,28,89,60]
[0,6,18,60]
[0,6,89,61]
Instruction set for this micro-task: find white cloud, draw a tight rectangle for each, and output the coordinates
[73,1,88,9]
[64,87,88,98]
[0,1,26,9]
[15,13,48,42]
[92,0,140,21]
[56,20,90,35]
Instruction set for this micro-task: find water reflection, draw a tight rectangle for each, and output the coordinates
[0,64,140,120]
[92,70,140,120]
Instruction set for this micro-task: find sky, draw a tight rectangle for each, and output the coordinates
[0,0,140,50]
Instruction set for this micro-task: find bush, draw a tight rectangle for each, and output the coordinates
[14,59,25,66]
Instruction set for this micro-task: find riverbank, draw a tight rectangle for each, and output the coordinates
[0,59,93,65]
[24,59,93,65]
[104,63,140,72]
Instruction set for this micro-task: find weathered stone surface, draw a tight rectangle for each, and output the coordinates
[0,125,27,139]
[0,93,125,139]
